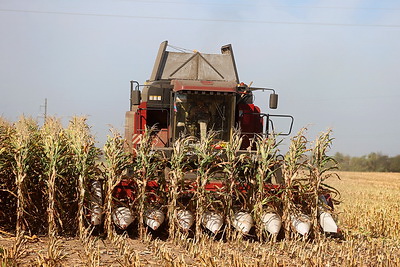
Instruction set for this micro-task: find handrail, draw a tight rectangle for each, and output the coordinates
[240,112,294,136]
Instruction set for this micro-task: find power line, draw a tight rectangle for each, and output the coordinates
[1,9,400,28]
[115,0,400,11]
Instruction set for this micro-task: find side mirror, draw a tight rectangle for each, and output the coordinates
[269,93,278,109]
[131,90,141,106]
[130,81,141,109]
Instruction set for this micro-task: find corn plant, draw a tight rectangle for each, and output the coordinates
[218,130,243,239]
[55,145,80,236]
[1,117,45,235]
[41,117,67,237]
[133,126,163,239]
[193,131,220,240]
[253,134,281,241]
[306,129,340,239]
[103,128,132,239]
[9,116,40,239]
[66,116,100,239]
[168,135,194,240]
[281,127,309,239]
[0,117,16,230]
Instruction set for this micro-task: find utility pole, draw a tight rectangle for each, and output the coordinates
[44,98,47,121]
[40,98,47,123]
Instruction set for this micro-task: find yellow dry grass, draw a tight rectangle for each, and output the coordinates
[329,171,400,240]
[2,171,400,266]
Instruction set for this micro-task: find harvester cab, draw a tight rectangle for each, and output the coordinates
[173,80,236,142]
[125,41,293,152]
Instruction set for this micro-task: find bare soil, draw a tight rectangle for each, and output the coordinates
[0,234,184,266]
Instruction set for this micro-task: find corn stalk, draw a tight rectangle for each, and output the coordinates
[66,116,99,240]
[0,118,16,230]
[41,117,67,237]
[218,130,243,239]
[103,128,132,239]
[133,126,162,239]
[168,135,194,240]
[307,129,339,239]
[193,131,219,241]
[9,116,39,239]
[282,127,309,239]
[253,134,280,241]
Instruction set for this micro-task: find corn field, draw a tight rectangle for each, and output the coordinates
[1,116,399,266]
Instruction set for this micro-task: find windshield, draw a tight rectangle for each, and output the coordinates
[174,92,235,141]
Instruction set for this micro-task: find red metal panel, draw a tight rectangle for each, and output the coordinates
[152,129,169,147]
[113,180,137,202]
[134,102,147,135]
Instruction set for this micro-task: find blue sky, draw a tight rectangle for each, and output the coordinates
[1,0,399,156]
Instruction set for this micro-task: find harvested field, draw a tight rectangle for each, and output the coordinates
[1,171,399,266]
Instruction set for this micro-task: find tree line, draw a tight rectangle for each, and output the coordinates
[333,152,400,172]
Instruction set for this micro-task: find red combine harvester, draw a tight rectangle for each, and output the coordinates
[102,41,338,237]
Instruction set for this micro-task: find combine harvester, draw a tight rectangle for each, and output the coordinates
[91,41,339,238]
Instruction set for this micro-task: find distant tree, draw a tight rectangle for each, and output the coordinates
[334,152,351,171]
[333,152,400,172]
[389,155,400,172]
[350,156,367,171]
